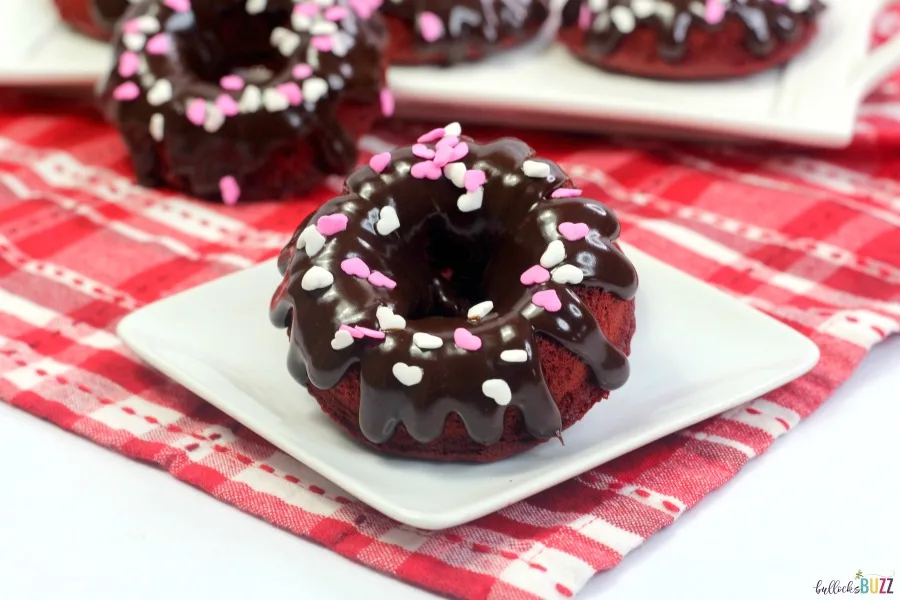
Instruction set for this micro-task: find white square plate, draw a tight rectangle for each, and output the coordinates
[1,0,898,147]
[117,244,820,530]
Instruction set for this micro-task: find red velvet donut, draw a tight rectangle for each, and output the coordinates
[270,123,639,462]
[559,0,825,80]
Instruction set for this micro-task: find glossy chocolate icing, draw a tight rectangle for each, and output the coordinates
[269,131,638,446]
[97,0,387,203]
[92,0,131,32]
[565,0,825,61]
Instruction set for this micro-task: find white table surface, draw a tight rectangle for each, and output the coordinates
[1,337,898,600]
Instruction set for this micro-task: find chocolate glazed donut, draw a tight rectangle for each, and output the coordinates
[97,0,388,204]
[560,0,826,80]
[270,124,638,462]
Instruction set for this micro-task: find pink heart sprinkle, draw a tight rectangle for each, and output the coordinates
[294,2,319,16]
[558,222,589,241]
[532,289,562,312]
[435,136,459,150]
[316,213,349,236]
[219,176,240,206]
[705,0,725,24]
[432,146,453,167]
[163,0,190,13]
[578,4,591,30]
[312,35,333,52]
[220,75,245,91]
[145,33,170,55]
[112,81,140,102]
[369,152,391,174]
[453,328,482,352]
[416,127,445,143]
[276,82,303,105]
[412,144,436,159]
[418,11,444,42]
[551,188,582,199]
[340,324,365,339]
[463,169,486,192]
[520,265,550,286]
[122,19,141,34]
[355,326,386,340]
[292,64,313,80]
[348,0,377,18]
[186,98,206,126]
[368,271,397,289]
[117,52,139,77]
[341,257,371,279]
[380,89,395,117]
[448,142,469,162]
[215,94,239,116]
[324,5,348,20]
[410,161,442,180]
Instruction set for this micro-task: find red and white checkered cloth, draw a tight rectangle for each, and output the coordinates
[3,12,900,598]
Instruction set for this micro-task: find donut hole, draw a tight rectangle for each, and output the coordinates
[178,5,293,85]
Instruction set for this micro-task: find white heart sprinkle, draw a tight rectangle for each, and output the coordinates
[301,265,333,291]
[593,12,611,30]
[482,379,511,406]
[500,349,528,363]
[310,21,338,35]
[239,85,262,113]
[203,104,225,133]
[467,301,493,320]
[611,5,636,33]
[788,0,810,11]
[138,54,150,75]
[631,0,656,18]
[412,332,443,350]
[122,33,146,51]
[303,78,329,105]
[148,113,164,141]
[376,306,406,331]
[444,122,462,137]
[134,15,160,33]
[588,0,607,10]
[330,32,351,57]
[655,2,676,24]
[457,188,483,212]
[306,47,321,69]
[298,226,326,256]
[139,72,156,88]
[146,79,172,106]
[331,329,354,350]
[375,206,400,235]
[689,1,705,16]
[263,88,290,112]
[540,240,566,268]
[275,29,301,56]
[314,0,333,5]
[522,160,550,178]
[552,264,584,285]
[246,0,266,14]
[392,362,423,386]
[292,13,312,31]
[443,162,467,188]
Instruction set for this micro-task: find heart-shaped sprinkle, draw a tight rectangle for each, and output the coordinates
[467,301,493,320]
[164,0,190,11]
[302,78,329,105]
[316,213,348,236]
[311,35,333,52]
[589,0,608,9]
[324,5,348,20]
[126,16,160,33]
[520,265,550,285]
[482,379,511,406]
[263,88,290,112]
[413,332,443,350]
[239,85,262,112]
[392,362,423,386]
[540,240,566,268]
[410,161,442,180]
[417,127,445,143]
[122,33,146,51]
[418,11,444,42]
[705,0,725,24]
[310,21,338,35]
[276,30,302,56]
[276,82,303,105]
[788,0,810,11]
[219,176,240,206]
[449,142,469,162]
[433,147,453,166]
[412,144,436,159]
[369,152,392,174]
[118,52,140,77]
[368,271,397,289]
[148,113,164,141]
[436,136,459,150]
[220,75,244,91]
[145,33,170,54]
[216,94,240,116]
[610,5,636,32]
[578,3,591,29]
[532,289,562,312]
[147,79,173,106]
[558,221,589,241]
[464,169,486,192]
[500,349,528,363]
[380,89,395,117]
[301,266,334,291]
[292,63,313,80]
[341,257,371,279]
[340,324,364,339]
[112,81,140,101]
[295,226,324,255]
[443,163,466,188]
[552,264,584,285]
[444,122,462,137]
[457,188,483,213]
[246,0,266,14]
[355,326,385,340]
[203,105,225,133]
[331,329,354,350]
[295,2,319,16]
[376,205,400,235]
[522,160,550,178]
[551,188,582,199]
[376,306,406,330]
[656,2,676,23]
[186,98,206,125]
[454,328,482,351]
[631,0,656,18]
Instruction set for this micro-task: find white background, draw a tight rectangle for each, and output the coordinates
[0,337,897,600]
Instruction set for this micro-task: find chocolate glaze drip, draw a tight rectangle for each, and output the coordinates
[269,136,638,446]
[97,0,386,202]
[565,0,825,61]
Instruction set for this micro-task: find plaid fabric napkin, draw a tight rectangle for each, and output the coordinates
[2,12,900,598]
